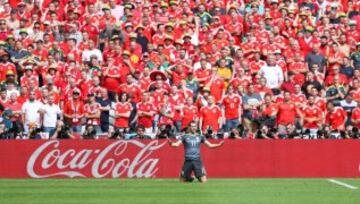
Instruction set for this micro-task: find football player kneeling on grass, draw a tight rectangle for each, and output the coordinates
[168,121,224,183]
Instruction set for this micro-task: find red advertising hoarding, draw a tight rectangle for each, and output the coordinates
[0,140,360,178]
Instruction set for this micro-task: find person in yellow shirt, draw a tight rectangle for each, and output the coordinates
[216,58,233,86]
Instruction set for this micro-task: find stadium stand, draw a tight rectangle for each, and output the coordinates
[0,0,359,139]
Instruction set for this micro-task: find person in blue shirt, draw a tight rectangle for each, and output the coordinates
[168,121,224,183]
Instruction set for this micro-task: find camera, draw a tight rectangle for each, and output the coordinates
[110,128,125,139]
[57,125,72,139]
[157,124,175,139]
[82,125,97,139]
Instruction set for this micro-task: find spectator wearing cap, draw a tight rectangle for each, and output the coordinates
[20,62,38,88]
[1,70,17,88]
[63,89,85,134]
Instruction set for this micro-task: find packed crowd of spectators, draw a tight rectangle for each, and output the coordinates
[0,0,359,140]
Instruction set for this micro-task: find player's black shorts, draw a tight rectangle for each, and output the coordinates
[181,159,206,181]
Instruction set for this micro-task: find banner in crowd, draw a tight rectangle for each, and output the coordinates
[0,140,360,178]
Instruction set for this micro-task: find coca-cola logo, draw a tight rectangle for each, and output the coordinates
[27,140,166,178]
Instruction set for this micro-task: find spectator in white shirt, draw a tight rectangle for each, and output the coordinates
[109,0,124,20]
[22,91,43,135]
[40,95,62,137]
[81,39,103,63]
[259,55,284,94]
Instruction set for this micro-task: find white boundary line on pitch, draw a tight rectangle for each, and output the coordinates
[327,179,358,190]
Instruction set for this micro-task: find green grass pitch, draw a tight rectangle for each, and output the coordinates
[0,179,359,204]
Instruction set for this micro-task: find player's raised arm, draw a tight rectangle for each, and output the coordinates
[204,140,224,149]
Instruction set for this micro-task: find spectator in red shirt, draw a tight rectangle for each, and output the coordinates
[63,89,85,133]
[301,95,323,137]
[114,92,133,132]
[84,93,101,134]
[137,92,156,138]
[222,85,242,132]
[276,91,301,137]
[181,97,199,131]
[326,101,347,131]
[199,96,222,137]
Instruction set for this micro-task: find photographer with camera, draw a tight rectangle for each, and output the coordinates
[82,124,98,139]
[50,121,75,139]
[125,125,152,140]
[256,124,278,139]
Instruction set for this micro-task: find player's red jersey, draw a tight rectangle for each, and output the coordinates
[114,102,132,128]
[326,107,347,130]
[222,94,242,120]
[200,105,221,132]
[302,105,322,129]
[276,102,297,125]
